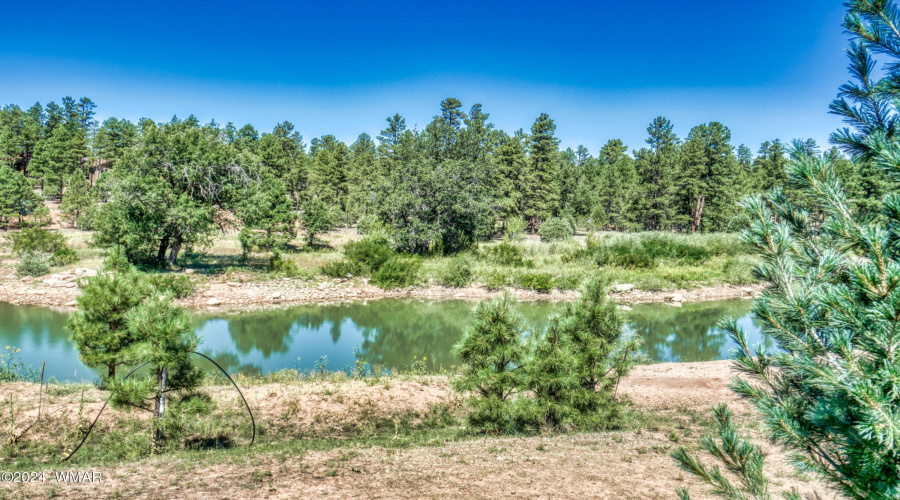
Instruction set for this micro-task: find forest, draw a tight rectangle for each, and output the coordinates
[0,93,894,268]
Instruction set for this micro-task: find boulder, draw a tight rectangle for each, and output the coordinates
[613,284,635,293]
[206,298,222,306]
[64,300,78,307]
[227,281,241,288]
[616,305,633,311]
[184,269,196,275]
[19,276,33,283]
[667,293,684,302]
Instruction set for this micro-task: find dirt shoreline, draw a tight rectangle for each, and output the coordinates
[0,261,764,311]
[2,360,833,499]
[0,263,764,311]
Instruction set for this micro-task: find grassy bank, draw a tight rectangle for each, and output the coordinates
[1,228,759,294]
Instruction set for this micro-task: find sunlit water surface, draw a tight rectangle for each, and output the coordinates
[0,299,768,381]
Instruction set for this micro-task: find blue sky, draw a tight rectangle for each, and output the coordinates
[1,0,853,155]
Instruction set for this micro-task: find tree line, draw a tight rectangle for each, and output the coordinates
[1,96,895,260]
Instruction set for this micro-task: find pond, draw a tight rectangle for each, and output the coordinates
[0,298,771,382]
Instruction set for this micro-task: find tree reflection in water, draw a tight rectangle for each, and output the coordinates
[627,299,768,362]
[1,299,771,381]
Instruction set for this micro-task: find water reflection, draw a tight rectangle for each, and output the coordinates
[0,299,770,381]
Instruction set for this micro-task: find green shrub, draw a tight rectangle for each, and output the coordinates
[482,268,514,290]
[504,217,527,240]
[146,273,195,298]
[103,245,134,273]
[482,241,530,267]
[538,217,574,242]
[518,272,554,293]
[8,226,68,255]
[371,257,420,289]
[436,257,473,287]
[595,244,657,269]
[345,236,394,272]
[50,246,78,266]
[356,215,389,236]
[269,252,302,278]
[16,251,51,277]
[321,260,367,278]
[553,273,583,291]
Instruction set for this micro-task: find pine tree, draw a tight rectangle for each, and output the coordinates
[593,139,636,230]
[68,257,148,379]
[676,122,741,232]
[524,315,581,431]
[524,113,560,232]
[59,171,94,227]
[309,135,350,215]
[110,293,203,448]
[346,133,381,219]
[0,165,41,229]
[452,293,528,434]
[633,117,678,230]
[93,117,139,172]
[559,278,640,426]
[492,131,528,229]
[752,139,788,192]
[238,174,297,255]
[257,121,307,209]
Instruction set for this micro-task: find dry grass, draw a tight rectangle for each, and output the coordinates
[0,361,836,500]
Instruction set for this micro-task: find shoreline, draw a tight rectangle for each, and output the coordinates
[0,267,764,311]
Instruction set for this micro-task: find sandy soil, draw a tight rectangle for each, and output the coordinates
[0,260,764,311]
[1,361,836,499]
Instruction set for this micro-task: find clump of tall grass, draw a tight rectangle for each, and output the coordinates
[584,232,749,269]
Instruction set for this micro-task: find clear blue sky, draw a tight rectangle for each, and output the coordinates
[1,0,853,155]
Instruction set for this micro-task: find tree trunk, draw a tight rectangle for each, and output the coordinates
[530,215,535,234]
[107,362,116,379]
[153,368,168,447]
[156,236,170,263]
[167,239,181,268]
[692,195,705,233]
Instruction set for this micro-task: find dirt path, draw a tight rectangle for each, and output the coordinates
[2,361,835,499]
[0,262,764,311]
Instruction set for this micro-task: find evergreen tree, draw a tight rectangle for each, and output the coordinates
[257,121,307,209]
[524,315,580,431]
[59,171,94,227]
[346,133,381,219]
[300,197,338,246]
[110,293,203,447]
[676,122,742,232]
[309,134,350,215]
[93,116,261,266]
[93,117,139,171]
[68,268,149,379]
[557,147,581,219]
[633,117,678,230]
[238,174,297,255]
[752,139,788,192]
[452,293,528,434]
[492,131,528,229]
[559,278,639,424]
[0,165,41,229]
[524,113,560,232]
[593,139,636,230]
[458,103,497,164]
